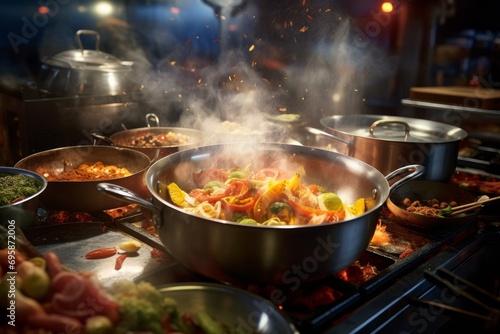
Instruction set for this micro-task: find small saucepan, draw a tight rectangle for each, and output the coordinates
[386,180,481,230]
[92,114,203,162]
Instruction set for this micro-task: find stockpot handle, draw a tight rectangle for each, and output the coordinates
[304,126,354,156]
[96,183,163,229]
[76,30,100,51]
[369,120,411,137]
[146,113,160,127]
[385,164,425,191]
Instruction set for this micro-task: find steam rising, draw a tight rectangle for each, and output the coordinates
[2,1,399,146]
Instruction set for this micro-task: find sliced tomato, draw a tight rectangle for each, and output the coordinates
[192,168,228,188]
[221,196,255,212]
[287,199,345,222]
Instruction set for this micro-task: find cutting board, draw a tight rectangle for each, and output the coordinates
[409,86,500,110]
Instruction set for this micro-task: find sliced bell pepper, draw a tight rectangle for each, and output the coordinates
[287,199,345,222]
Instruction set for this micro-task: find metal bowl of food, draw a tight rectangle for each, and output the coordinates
[0,167,47,229]
[158,282,299,334]
[14,145,151,212]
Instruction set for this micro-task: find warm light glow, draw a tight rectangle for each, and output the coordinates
[94,1,113,16]
[381,2,393,13]
[38,6,49,15]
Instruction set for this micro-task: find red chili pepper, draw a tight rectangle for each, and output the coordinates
[115,254,127,270]
[84,247,117,259]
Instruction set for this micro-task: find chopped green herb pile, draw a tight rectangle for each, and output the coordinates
[0,174,40,206]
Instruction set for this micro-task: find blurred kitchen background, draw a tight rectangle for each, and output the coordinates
[1,0,499,166]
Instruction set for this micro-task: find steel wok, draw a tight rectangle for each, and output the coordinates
[97,143,424,285]
[15,145,151,212]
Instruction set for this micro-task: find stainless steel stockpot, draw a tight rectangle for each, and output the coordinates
[319,114,467,183]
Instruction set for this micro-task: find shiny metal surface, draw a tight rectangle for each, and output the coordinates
[15,145,151,211]
[158,282,299,334]
[37,30,134,96]
[0,167,47,229]
[320,114,468,183]
[99,143,422,285]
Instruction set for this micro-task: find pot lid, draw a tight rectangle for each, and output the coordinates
[44,30,133,72]
[320,114,468,143]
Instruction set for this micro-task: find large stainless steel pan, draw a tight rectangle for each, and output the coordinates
[15,146,150,212]
[97,143,423,285]
[318,114,467,183]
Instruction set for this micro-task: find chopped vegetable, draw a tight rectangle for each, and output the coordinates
[162,165,367,226]
[118,240,141,253]
[318,193,343,211]
[167,182,189,208]
[346,198,366,218]
[0,174,40,206]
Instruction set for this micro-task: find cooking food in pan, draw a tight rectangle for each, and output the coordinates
[162,164,367,226]
[451,169,500,195]
[118,130,193,148]
[0,173,42,205]
[36,161,132,181]
[387,180,480,229]
[401,197,458,218]
[14,146,151,211]
[0,167,47,229]
[97,142,424,284]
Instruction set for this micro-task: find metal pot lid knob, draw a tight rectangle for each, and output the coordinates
[369,120,411,139]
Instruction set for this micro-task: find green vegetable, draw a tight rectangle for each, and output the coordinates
[318,193,343,211]
[269,202,292,214]
[0,174,40,206]
[238,218,259,225]
[204,181,224,189]
[109,281,182,334]
[228,170,246,179]
[439,205,453,216]
[18,260,50,300]
[194,311,227,334]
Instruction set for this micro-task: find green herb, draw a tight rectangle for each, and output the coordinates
[0,174,40,206]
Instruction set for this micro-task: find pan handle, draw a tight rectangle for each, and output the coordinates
[90,132,114,146]
[146,113,160,127]
[96,182,163,229]
[385,164,425,191]
[304,126,353,155]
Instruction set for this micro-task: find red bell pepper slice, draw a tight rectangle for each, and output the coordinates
[287,199,345,222]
